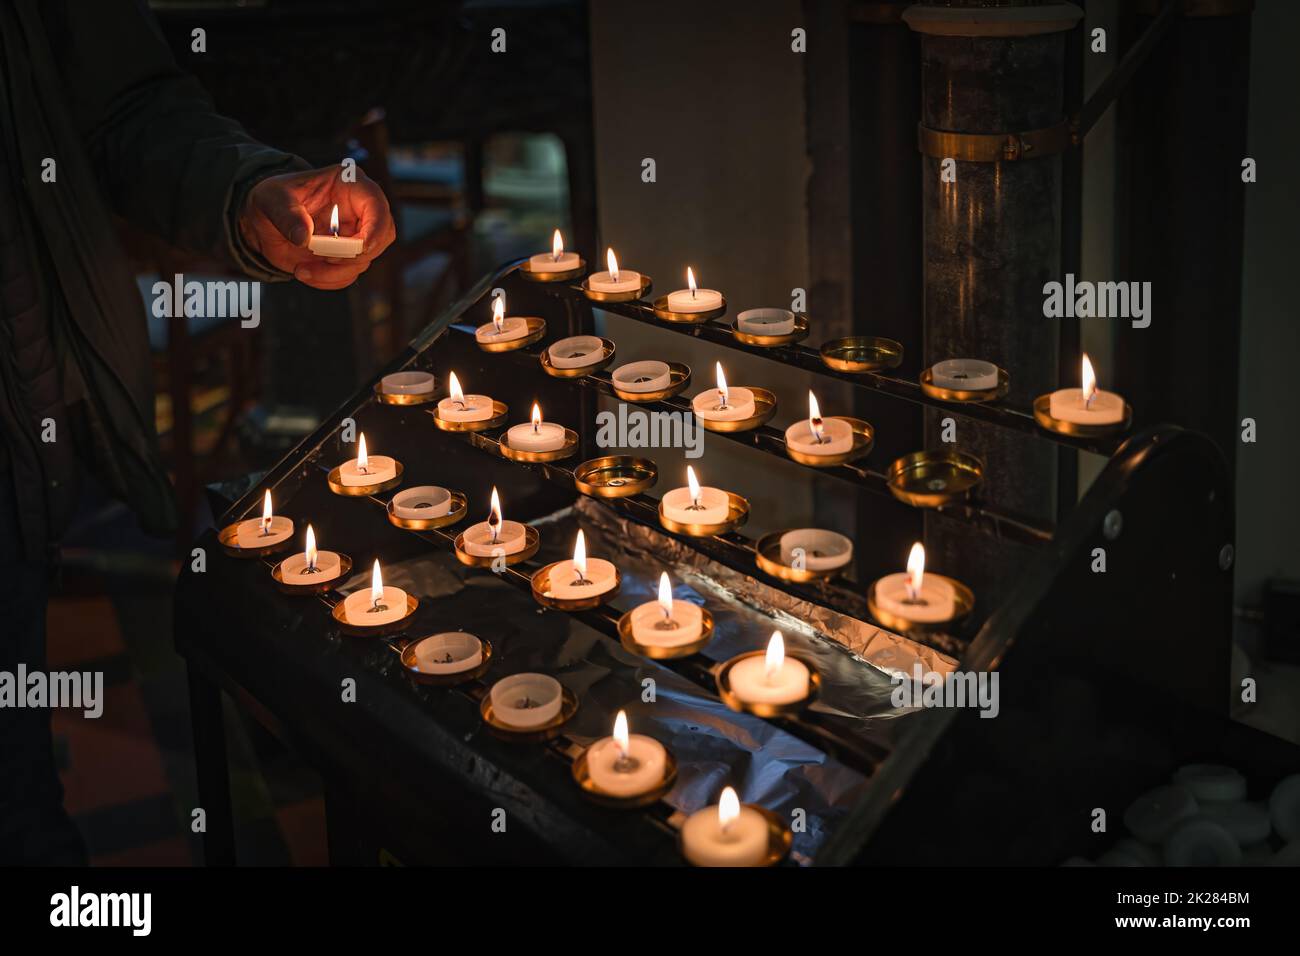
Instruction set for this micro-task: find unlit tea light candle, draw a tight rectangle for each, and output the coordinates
[665,266,722,313]
[930,358,999,391]
[587,248,642,294]
[692,362,755,422]
[681,786,769,867]
[779,528,852,572]
[505,403,567,452]
[728,631,810,707]
[463,487,528,556]
[340,560,409,627]
[548,335,605,369]
[1048,353,1125,426]
[278,524,342,585]
[308,204,363,259]
[874,542,956,624]
[586,710,668,798]
[412,631,483,675]
[337,433,397,487]
[543,530,617,600]
[612,360,671,393]
[736,307,796,336]
[489,673,563,729]
[785,391,853,456]
[661,465,730,526]
[528,229,580,273]
[630,572,704,648]
[391,486,452,520]
[380,370,435,395]
[436,371,494,423]
[235,489,293,549]
[475,294,530,344]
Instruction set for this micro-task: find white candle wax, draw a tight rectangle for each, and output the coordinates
[528,250,581,273]
[380,371,435,395]
[1048,386,1125,425]
[874,571,956,624]
[475,316,530,344]
[785,417,854,456]
[544,558,617,600]
[390,486,452,520]
[666,287,722,313]
[489,673,563,728]
[462,519,527,557]
[341,585,409,627]
[586,734,668,798]
[629,599,703,648]
[308,234,363,258]
[779,528,853,572]
[548,335,605,369]
[681,801,769,867]
[436,394,494,422]
[736,308,796,336]
[587,269,642,294]
[234,515,293,549]
[931,358,999,391]
[505,421,566,452]
[661,485,730,526]
[412,632,483,675]
[278,549,342,586]
[338,455,397,487]
[728,654,810,706]
[612,361,671,393]
[691,386,756,422]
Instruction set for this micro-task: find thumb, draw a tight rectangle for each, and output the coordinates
[256,185,313,248]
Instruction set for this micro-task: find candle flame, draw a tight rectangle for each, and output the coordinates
[686,465,702,507]
[492,294,505,333]
[370,558,383,605]
[719,786,740,833]
[687,266,697,297]
[613,709,629,761]
[907,542,926,600]
[808,391,825,443]
[356,433,369,472]
[260,489,273,533]
[765,630,785,683]
[715,361,729,407]
[305,524,317,570]
[531,401,542,433]
[572,529,587,580]
[1081,353,1097,407]
[658,571,673,619]
[329,204,339,237]
[488,486,502,541]
[552,228,564,261]
[449,371,464,404]
[606,248,620,283]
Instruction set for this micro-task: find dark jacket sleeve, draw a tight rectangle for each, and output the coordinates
[41,0,308,279]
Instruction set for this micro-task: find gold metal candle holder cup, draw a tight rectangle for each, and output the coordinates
[539,338,616,378]
[715,649,822,718]
[331,593,420,637]
[373,380,440,406]
[919,366,1010,403]
[394,635,494,687]
[497,426,580,463]
[609,362,691,403]
[754,531,840,583]
[518,257,586,283]
[658,491,750,537]
[327,461,404,497]
[452,525,541,568]
[431,399,509,433]
[651,294,726,324]
[616,605,715,660]
[572,744,679,808]
[886,450,985,509]
[573,456,657,498]
[679,805,793,868]
[785,417,874,467]
[731,313,809,347]
[581,274,653,303]
[820,336,905,373]
[476,316,547,352]
[866,575,975,633]
[698,387,778,433]
[271,554,354,596]
[479,686,579,742]
[1033,394,1133,438]
[217,522,295,559]
[530,561,622,611]
[386,489,468,530]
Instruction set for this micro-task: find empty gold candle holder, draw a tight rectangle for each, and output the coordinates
[498,426,580,463]
[866,575,975,633]
[919,366,1010,403]
[431,399,509,433]
[678,805,792,868]
[572,744,679,809]
[784,417,874,467]
[479,685,579,742]
[1033,394,1133,438]
[608,362,692,403]
[731,313,809,347]
[271,554,353,596]
[651,294,727,324]
[217,522,295,559]
[753,531,842,583]
[698,387,778,433]
[658,491,749,537]
[714,650,822,718]
[386,489,468,530]
[394,634,494,687]
[581,274,653,303]
[539,338,616,378]
[530,562,622,611]
[452,525,541,568]
[518,257,586,283]
[573,456,657,498]
[886,450,984,508]
[373,381,439,406]
[476,315,547,352]
[616,605,715,660]
[820,336,904,373]
[326,460,404,497]
[331,593,420,637]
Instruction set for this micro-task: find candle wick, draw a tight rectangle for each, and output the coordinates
[572,569,593,587]
[613,751,641,774]
[369,599,389,613]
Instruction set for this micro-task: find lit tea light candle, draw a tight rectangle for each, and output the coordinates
[234,489,294,549]
[436,371,494,423]
[278,524,343,585]
[691,362,756,422]
[489,673,563,729]
[547,335,605,369]
[411,631,483,675]
[727,631,811,707]
[463,487,528,556]
[528,228,581,274]
[505,402,567,452]
[661,465,730,526]
[681,786,770,867]
[874,542,956,624]
[586,248,642,294]
[785,391,853,456]
[337,433,397,487]
[308,204,363,258]
[735,307,796,337]
[930,358,999,391]
[611,360,672,393]
[340,559,410,627]
[1048,353,1126,425]
[543,530,618,600]
[779,528,853,572]
[475,293,530,345]
[584,710,669,799]
[630,572,704,648]
[665,266,722,314]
